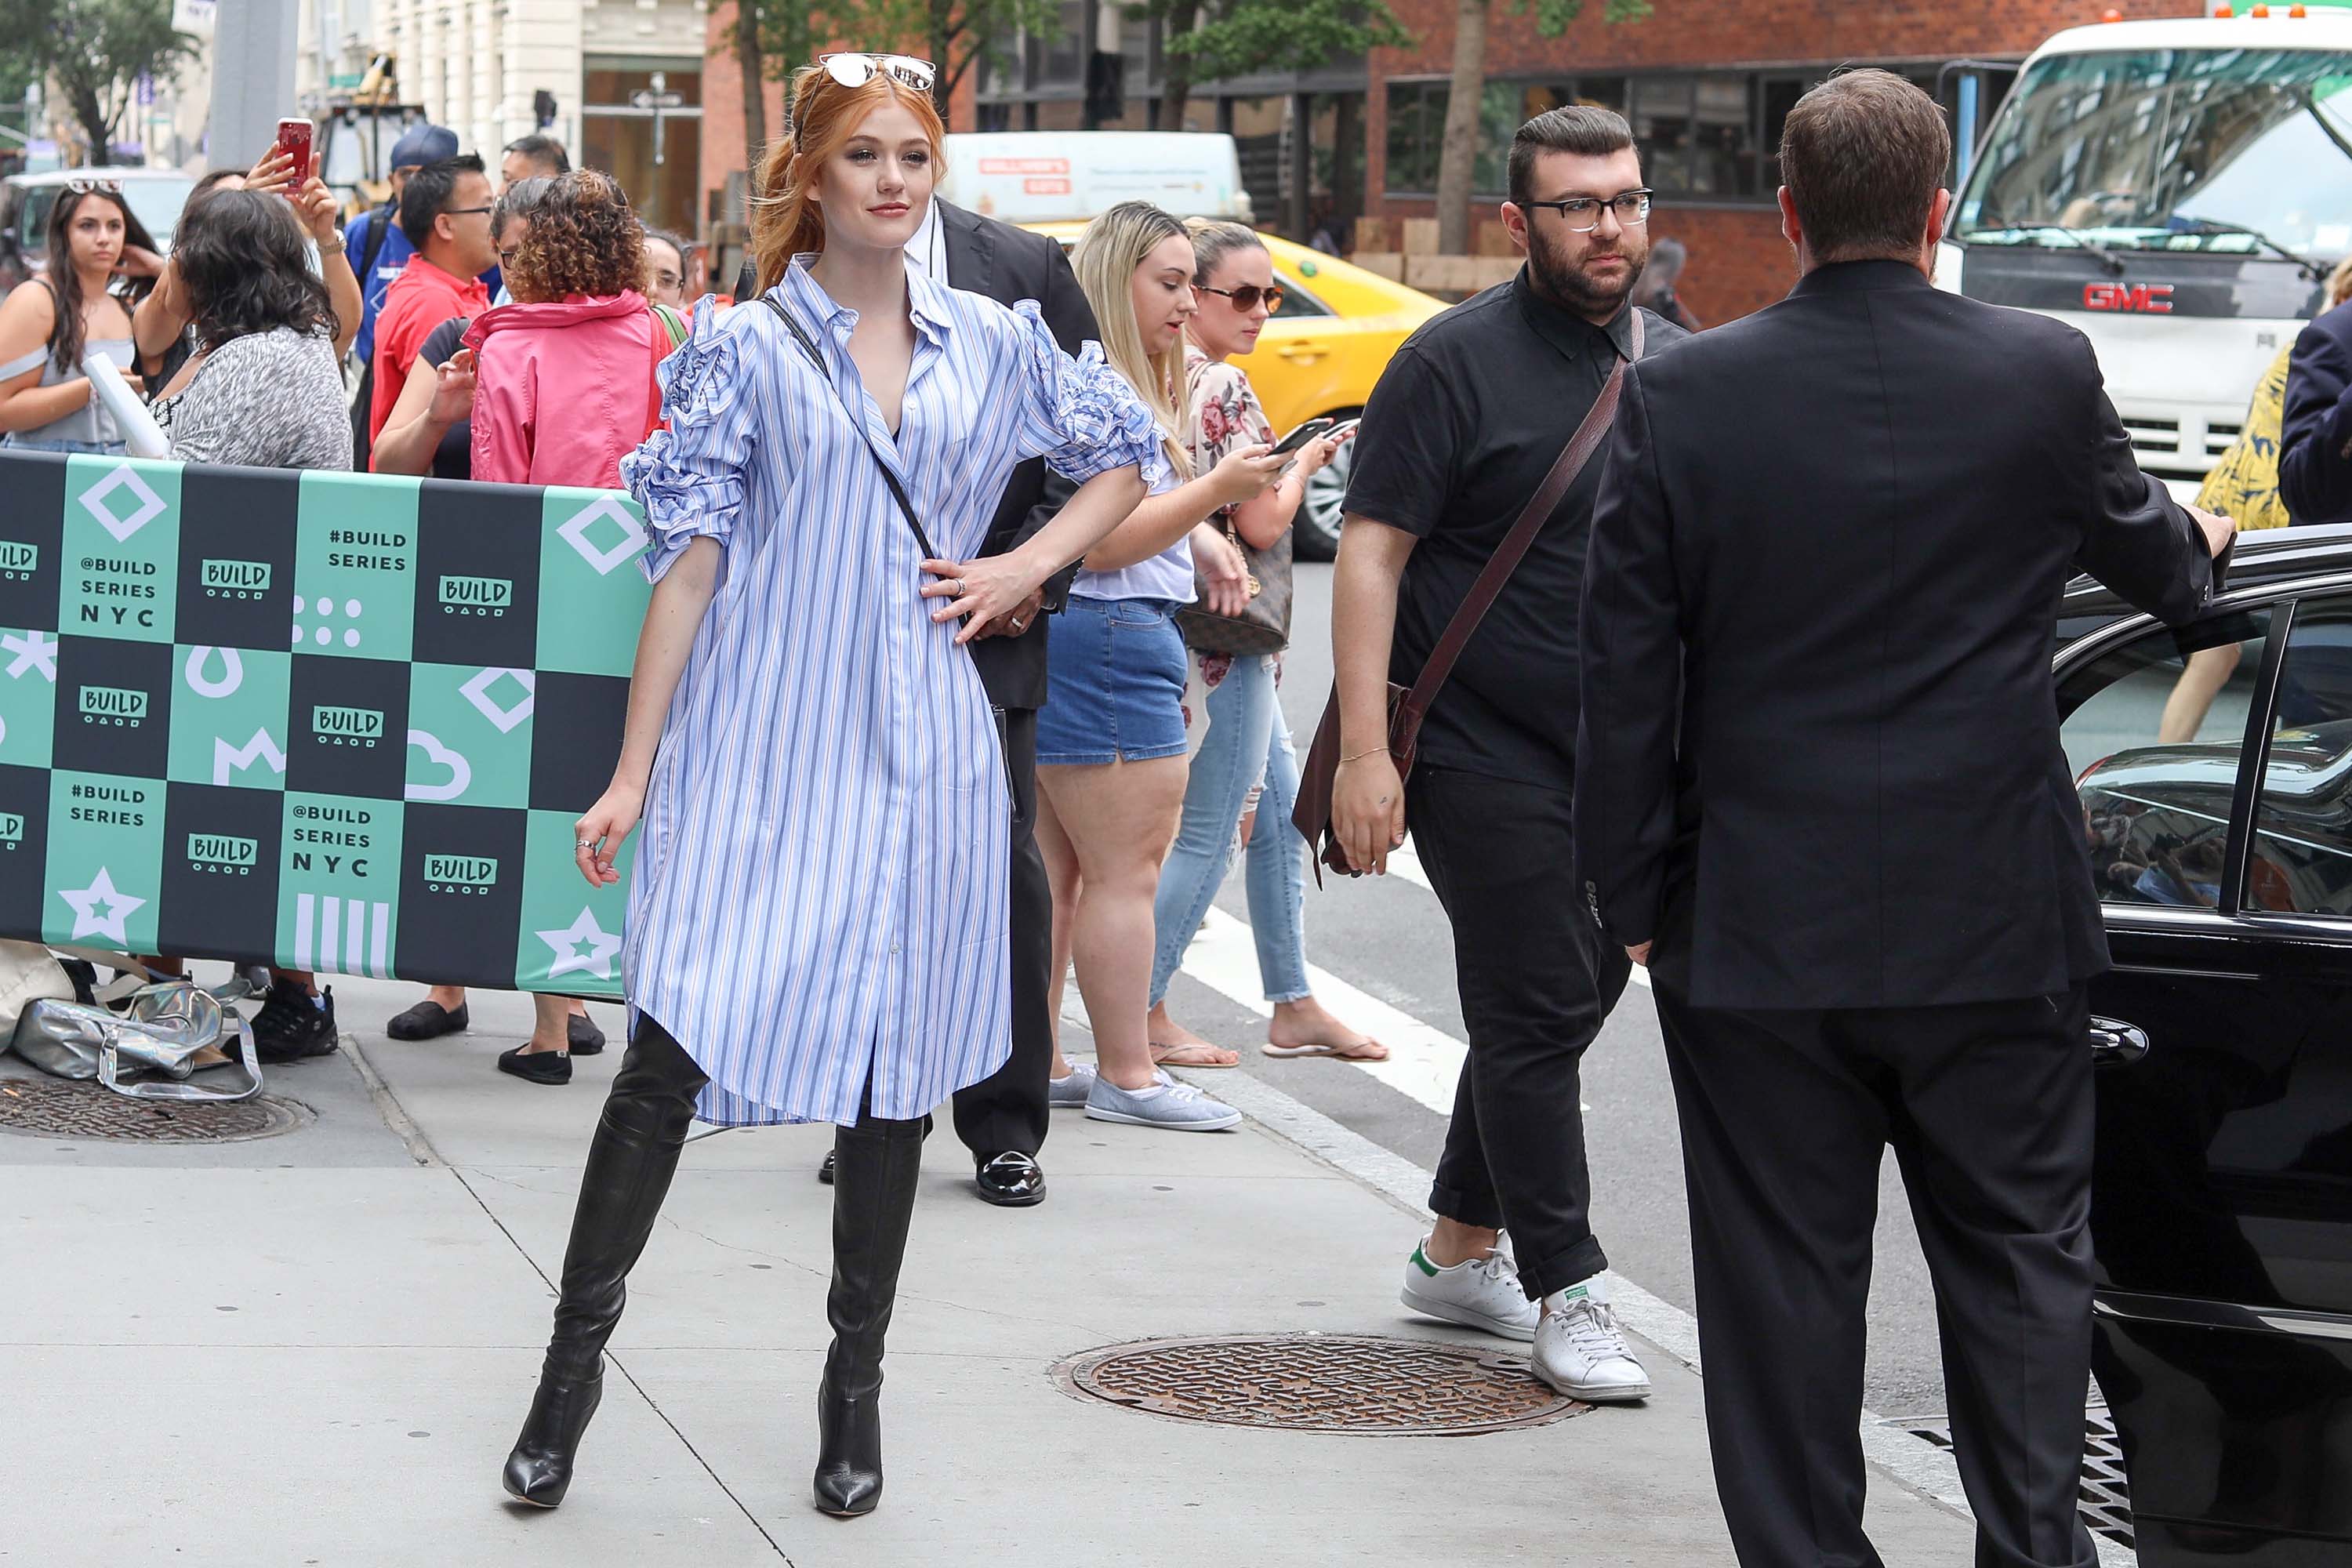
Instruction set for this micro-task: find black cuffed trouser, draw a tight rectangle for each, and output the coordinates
[1653,977,2099,1568]
[1408,764,1630,1299]
[949,706,1053,1159]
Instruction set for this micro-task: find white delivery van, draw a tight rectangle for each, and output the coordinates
[1940,5,2352,499]
[938,131,1251,224]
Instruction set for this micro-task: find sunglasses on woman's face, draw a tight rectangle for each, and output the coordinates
[1196,281,1283,314]
[795,52,938,137]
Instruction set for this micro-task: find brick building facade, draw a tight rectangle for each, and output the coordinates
[696,0,2205,321]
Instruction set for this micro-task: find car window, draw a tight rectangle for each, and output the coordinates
[2060,611,2271,910]
[1272,271,1333,319]
[2249,596,2352,915]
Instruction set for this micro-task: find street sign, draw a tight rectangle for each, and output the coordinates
[630,90,684,111]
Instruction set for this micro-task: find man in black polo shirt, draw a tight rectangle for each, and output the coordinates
[1331,105,1683,1402]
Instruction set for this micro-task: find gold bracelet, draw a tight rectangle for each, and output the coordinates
[1338,746,1388,765]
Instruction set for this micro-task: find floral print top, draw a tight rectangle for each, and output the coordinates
[1180,345,1285,704]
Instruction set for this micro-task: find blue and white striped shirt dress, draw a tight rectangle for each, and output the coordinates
[617,256,1171,1128]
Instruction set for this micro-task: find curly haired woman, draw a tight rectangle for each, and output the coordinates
[462,168,670,488]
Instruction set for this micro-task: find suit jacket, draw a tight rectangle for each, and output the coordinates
[2275,298,2352,526]
[939,199,1100,711]
[1573,260,2222,1011]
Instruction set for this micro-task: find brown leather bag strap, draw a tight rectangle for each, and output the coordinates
[1405,309,1643,713]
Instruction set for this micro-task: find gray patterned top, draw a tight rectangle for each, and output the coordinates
[157,326,352,471]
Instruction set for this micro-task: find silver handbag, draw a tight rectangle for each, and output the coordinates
[9,978,263,1102]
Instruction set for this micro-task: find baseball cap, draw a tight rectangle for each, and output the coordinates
[389,122,460,170]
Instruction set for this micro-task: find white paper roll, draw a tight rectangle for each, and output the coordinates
[81,350,169,459]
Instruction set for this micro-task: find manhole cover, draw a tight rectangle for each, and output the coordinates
[1889,1404,2132,1550]
[1054,1334,1589,1436]
[0,1080,312,1143]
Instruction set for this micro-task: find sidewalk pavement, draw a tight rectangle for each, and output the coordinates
[1,975,1976,1566]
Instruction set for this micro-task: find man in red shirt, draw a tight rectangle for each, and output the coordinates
[368,153,497,449]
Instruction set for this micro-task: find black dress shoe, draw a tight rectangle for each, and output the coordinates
[387,999,470,1040]
[973,1151,1045,1207]
[818,1149,835,1185]
[567,1012,606,1057]
[499,1047,572,1085]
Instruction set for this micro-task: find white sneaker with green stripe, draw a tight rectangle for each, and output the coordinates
[1399,1233,1541,1341]
[1532,1274,1650,1403]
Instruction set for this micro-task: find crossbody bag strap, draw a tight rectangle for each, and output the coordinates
[760,292,942,561]
[1405,309,1644,714]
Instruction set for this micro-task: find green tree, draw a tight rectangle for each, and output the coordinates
[0,0,198,166]
[1433,0,1649,252]
[726,0,819,187]
[1146,0,1410,132]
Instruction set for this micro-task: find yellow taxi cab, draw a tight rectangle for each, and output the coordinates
[1029,222,1444,557]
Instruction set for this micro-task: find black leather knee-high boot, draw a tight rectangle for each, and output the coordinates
[811,1106,925,1517]
[503,1015,708,1507]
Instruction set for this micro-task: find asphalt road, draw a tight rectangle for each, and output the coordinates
[1141,561,1957,1419]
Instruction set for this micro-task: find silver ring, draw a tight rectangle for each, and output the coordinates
[575,839,593,849]
[1010,618,1025,630]
[953,578,965,597]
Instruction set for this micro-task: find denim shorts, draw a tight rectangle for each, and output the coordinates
[1036,595,1190,765]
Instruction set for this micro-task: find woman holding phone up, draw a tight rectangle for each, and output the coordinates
[1145,219,1386,1068]
[501,53,1164,1519]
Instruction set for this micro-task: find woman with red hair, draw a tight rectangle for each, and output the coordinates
[499,53,1166,1519]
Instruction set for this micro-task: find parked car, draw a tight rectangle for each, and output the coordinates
[1028,221,1444,559]
[2055,519,2352,1563]
[0,168,194,293]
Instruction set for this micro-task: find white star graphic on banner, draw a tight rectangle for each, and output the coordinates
[60,866,148,946]
[2,628,58,681]
[538,906,623,981]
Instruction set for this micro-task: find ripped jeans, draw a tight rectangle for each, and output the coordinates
[1148,652,1311,1007]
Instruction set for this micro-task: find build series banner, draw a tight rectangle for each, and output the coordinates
[0,452,651,998]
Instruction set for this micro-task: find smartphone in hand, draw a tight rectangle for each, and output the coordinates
[273,117,314,192]
[1270,416,1336,456]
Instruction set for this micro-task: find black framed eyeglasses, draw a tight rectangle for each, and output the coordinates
[1196,281,1285,314]
[446,205,495,218]
[1522,190,1653,232]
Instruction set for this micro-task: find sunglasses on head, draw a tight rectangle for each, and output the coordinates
[1196,281,1284,314]
[64,178,122,194]
[794,53,938,138]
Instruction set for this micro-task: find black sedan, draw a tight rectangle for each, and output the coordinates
[2056,521,2352,1564]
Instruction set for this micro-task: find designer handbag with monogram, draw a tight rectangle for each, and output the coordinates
[1292,312,1644,879]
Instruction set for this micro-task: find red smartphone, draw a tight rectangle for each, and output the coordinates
[272,117,314,191]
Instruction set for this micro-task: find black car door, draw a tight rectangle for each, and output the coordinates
[2057,586,2352,1565]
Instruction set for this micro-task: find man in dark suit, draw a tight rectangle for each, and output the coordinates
[2274,291,2352,524]
[1573,71,2235,1567]
[805,196,1097,1207]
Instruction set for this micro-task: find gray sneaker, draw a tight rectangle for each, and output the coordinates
[1085,1072,1242,1131]
[1048,1060,1098,1109]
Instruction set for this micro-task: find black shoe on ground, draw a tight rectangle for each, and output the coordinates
[567,1012,606,1057]
[387,999,469,1040]
[499,1047,572,1086]
[973,1151,1046,1207]
[818,1149,835,1185]
[251,981,339,1064]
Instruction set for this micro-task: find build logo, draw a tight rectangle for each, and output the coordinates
[200,559,272,600]
[438,575,514,619]
[186,833,260,875]
[423,853,499,895]
[311,705,385,749]
[78,684,149,728]
[0,541,34,581]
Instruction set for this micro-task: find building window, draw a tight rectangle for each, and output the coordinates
[1385,65,1973,203]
